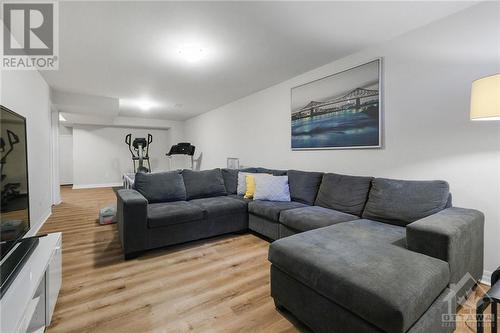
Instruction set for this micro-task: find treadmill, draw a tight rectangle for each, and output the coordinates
[166,143,196,170]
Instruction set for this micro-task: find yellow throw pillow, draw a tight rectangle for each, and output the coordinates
[244,175,256,199]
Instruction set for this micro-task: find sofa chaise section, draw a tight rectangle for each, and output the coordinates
[269,177,484,333]
[269,221,452,333]
[362,178,484,287]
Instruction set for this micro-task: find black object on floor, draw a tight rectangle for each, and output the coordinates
[477,267,500,333]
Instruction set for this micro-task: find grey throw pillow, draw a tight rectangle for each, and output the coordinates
[362,178,450,226]
[134,171,186,203]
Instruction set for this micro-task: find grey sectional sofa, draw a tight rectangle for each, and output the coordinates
[116,167,484,333]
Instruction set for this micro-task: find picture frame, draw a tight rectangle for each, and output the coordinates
[291,58,382,150]
[227,157,240,169]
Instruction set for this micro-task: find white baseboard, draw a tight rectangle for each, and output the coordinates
[72,182,122,189]
[27,208,52,237]
[480,270,492,286]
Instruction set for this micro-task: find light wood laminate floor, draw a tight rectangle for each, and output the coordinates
[40,186,492,333]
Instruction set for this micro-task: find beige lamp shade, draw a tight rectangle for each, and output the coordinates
[470,73,500,121]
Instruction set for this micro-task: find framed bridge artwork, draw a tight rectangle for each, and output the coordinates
[291,59,382,150]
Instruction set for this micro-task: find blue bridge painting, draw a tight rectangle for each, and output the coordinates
[291,60,381,150]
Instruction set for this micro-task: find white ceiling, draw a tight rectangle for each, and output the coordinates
[42,1,477,121]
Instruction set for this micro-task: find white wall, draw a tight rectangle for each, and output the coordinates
[185,3,500,278]
[50,110,61,205]
[59,134,73,185]
[58,124,73,185]
[1,69,53,235]
[71,126,176,188]
[59,125,73,135]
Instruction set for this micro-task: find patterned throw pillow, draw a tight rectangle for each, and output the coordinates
[253,175,291,202]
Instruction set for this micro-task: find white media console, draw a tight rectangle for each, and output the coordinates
[1,232,62,333]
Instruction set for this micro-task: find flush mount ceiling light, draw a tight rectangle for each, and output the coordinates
[176,44,206,63]
[163,34,221,66]
[120,98,160,112]
[136,99,156,111]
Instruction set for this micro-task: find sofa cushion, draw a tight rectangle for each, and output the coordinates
[182,169,227,200]
[221,168,238,194]
[279,206,358,232]
[134,171,186,203]
[362,178,450,226]
[189,196,248,217]
[147,201,205,228]
[343,219,407,245]
[315,173,372,216]
[268,222,449,333]
[248,200,307,221]
[287,170,323,205]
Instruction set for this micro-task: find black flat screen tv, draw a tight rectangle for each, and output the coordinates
[0,106,30,260]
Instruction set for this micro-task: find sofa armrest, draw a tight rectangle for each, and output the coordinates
[116,189,149,259]
[406,207,484,292]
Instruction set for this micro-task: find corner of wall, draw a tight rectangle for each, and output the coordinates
[27,207,52,237]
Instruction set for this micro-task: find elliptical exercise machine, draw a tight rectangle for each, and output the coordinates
[125,133,152,173]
